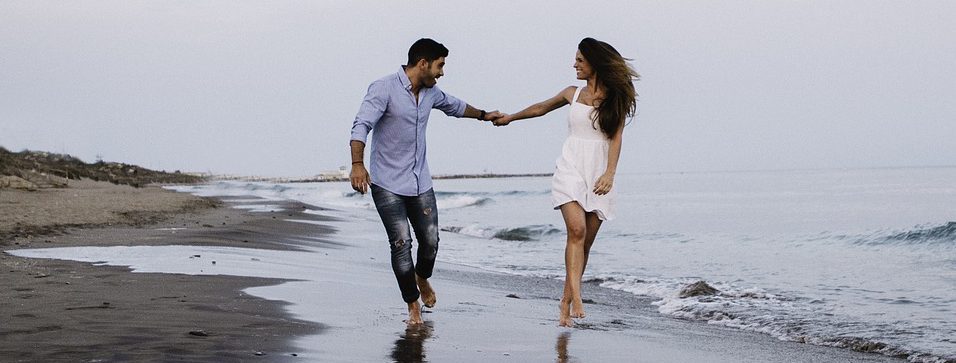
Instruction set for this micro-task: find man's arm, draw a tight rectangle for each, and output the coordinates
[349,140,370,194]
[462,104,503,121]
[349,81,387,195]
[351,81,387,142]
[432,87,501,121]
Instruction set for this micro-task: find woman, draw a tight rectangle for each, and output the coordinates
[493,38,638,327]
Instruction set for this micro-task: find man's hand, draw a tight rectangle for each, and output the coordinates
[350,163,370,194]
[483,110,504,122]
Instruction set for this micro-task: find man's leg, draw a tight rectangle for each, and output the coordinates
[370,185,423,324]
[407,188,439,308]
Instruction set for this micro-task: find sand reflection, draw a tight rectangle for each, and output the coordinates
[390,321,434,363]
[556,331,580,363]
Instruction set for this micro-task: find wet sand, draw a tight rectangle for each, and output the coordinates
[1,180,324,361]
[1,180,909,362]
[265,241,907,362]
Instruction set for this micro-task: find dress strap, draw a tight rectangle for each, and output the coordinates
[572,86,583,103]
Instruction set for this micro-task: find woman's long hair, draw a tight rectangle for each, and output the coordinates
[578,38,640,139]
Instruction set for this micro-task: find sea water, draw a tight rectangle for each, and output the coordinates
[22,167,952,362]
[166,167,955,362]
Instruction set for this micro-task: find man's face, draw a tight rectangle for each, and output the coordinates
[421,57,445,88]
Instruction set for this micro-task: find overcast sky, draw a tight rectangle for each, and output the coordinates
[2,1,954,177]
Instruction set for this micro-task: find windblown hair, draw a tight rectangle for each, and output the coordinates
[407,38,449,66]
[578,37,640,139]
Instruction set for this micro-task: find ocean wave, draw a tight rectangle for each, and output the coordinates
[885,222,956,244]
[851,222,956,247]
[432,189,550,209]
[436,195,492,209]
[493,225,563,241]
[165,181,290,199]
[497,190,550,196]
[223,182,290,193]
[442,224,562,241]
[434,190,548,198]
[435,190,553,209]
[599,276,955,363]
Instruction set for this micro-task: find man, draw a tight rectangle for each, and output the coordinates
[349,38,501,326]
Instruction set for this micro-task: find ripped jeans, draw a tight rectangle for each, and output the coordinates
[370,184,440,303]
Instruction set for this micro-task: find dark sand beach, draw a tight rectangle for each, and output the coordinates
[1,179,910,362]
[1,180,323,361]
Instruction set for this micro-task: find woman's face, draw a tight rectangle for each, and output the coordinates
[574,50,594,80]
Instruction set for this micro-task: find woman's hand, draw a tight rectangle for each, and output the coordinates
[492,114,513,126]
[593,172,614,195]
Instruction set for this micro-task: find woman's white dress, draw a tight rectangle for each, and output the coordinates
[551,86,615,221]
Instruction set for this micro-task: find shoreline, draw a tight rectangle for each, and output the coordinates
[182,164,956,185]
[1,180,326,361]
[2,180,918,362]
[201,172,554,184]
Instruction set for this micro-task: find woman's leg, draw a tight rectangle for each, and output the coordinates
[582,212,603,274]
[559,202,588,324]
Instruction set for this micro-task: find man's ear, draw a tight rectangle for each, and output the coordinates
[416,58,429,70]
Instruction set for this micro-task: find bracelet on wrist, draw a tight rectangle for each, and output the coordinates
[478,109,486,121]
[351,161,364,165]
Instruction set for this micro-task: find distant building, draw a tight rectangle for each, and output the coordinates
[317,166,348,180]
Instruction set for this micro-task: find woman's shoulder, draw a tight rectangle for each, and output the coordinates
[559,85,578,103]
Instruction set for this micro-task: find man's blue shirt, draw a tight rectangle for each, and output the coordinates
[350,67,466,196]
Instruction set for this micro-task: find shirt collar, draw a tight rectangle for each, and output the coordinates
[398,66,412,91]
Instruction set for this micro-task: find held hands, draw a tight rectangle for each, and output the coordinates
[350,163,370,195]
[491,114,513,127]
[593,172,614,195]
[482,110,505,123]
[477,110,512,126]
[492,115,513,127]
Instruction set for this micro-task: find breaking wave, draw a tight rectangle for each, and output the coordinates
[885,222,956,244]
[849,222,956,247]
[442,224,562,241]
[436,195,492,209]
[599,276,956,363]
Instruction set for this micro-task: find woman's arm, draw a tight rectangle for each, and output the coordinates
[492,86,576,126]
[593,120,624,195]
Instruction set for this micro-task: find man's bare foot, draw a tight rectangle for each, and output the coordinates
[406,300,423,326]
[416,275,436,308]
[558,298,573,327]
[570,298,586,319]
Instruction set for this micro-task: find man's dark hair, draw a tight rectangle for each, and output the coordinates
[407,38,448,66]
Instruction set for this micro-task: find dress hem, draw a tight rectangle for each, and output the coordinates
[551,198,612,221]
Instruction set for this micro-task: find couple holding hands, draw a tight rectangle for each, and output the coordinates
[349,37,638,327]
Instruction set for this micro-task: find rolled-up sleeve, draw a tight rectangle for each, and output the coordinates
[432,87,466,117]
[350,80,389,142]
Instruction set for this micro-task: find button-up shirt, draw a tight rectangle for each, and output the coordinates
[350,67,467,196]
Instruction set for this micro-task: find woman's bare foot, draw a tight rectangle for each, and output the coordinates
[406,300,423,326]
[416,275,436,308]
[570,298,586,319]
[558,298,573,327]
